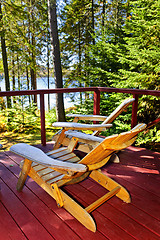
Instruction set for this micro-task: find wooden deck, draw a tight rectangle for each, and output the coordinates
[0,143,160,240]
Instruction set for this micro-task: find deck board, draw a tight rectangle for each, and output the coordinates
[80,178,160,237]
[0,143,160,239]
[65,182,160,240]
[0,153,81,240]
[0,201,27,240]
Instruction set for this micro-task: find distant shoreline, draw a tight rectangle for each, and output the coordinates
[0,77,75,110]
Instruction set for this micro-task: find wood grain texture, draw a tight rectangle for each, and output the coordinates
[1,144,160,239]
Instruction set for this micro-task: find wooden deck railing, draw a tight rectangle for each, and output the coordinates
[0,87,160,146]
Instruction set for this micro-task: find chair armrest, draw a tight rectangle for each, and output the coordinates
[65,130,104,143]
[66,114,108,121]
[52,122,112,131]
[10,143,87,175]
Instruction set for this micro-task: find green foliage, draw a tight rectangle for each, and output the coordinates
[1,0,50,94]
[116,0,160,90]
[86,0,160,92]
[0,106,58,151]
[59,0,97,89]
[68,97,94,116]
[0,103,40,133]
[45,108,57,126]
[138,95,160,124]
[66,93,159,151]
[0,60,3,73]
[67,93,133,129]
[135,126,160,151]
[76,0,160,150]
[86,41,124,87]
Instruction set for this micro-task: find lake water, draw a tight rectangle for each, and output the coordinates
[0,77,77,110]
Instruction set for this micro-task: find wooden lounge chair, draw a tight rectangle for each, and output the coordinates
[52,98,135,152]
[10,123,146,232]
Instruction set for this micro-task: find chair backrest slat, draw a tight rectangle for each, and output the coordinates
[79,123,146,166]
[93,98,135,136]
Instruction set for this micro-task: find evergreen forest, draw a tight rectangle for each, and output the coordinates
[0,0,160,151]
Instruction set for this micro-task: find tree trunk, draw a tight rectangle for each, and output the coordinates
[17,54,21,91]
[26,65,31,104]
[47,41,50,111]
[47,20,50,111]
[114,0,119,43]
[91,0,95,45]
[12,52,15,90]
[102,0,106,27]
[126,0,130,18]
[0,3,11,108]
[30,0,37,104]
[48,0,65,121]
[78,22,82,103]
[12,51,16,103]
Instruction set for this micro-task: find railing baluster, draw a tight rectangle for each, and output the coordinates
[94,89,100,115]
[131,94,138,128]
[93,89,100,124]
[40,94,46,146]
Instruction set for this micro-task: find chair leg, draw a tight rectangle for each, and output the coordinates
[28,167,96,232]
[17,159,32,192]
[52,183,64,207]
[89,170,131,203]
[61,188,96,232]
[53,129,66,149]
[109,153,120,163]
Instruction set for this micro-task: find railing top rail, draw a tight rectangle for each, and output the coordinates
[0,87,159,97]
[97,87,160,96]
[0,87,95,97]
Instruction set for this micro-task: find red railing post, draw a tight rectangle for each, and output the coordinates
[131,94,139,128]
[40,94,46,146]
[93,89,100,115]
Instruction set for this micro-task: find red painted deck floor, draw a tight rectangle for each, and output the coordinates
[0,143,160,240]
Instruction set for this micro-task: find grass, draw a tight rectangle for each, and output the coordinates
[0,127,57,151]
[0,106,58,151]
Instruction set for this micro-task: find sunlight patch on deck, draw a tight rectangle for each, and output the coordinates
[140,155,154,159]
[126,165,159,174]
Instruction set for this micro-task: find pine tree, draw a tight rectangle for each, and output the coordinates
[117,0,160,90]
[118,0,160,123]
[59,0,96,89]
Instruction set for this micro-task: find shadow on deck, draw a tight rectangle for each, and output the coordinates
[0,143,160,240]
